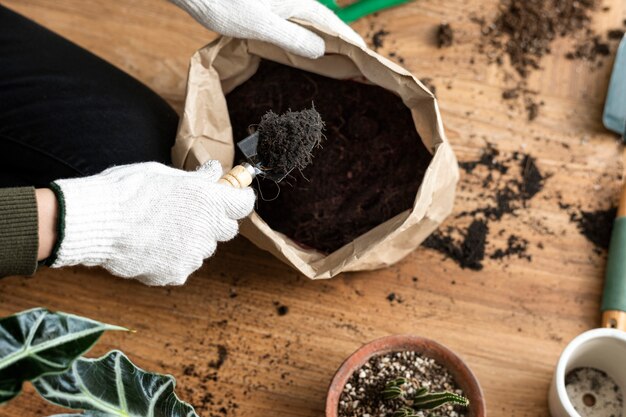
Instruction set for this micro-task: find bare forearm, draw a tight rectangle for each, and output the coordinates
[36,188,58,261]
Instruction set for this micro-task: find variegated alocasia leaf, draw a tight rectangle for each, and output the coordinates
[0,308,126,404]
[34,350,199,417]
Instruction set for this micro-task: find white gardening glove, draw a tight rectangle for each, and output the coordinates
[47,161,255,286]
[170,0,366,59]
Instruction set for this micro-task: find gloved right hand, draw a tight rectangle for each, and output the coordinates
[169,0,366,59]
[47,161,255,286]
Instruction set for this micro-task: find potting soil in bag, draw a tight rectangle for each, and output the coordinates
[172,22,459,279]
[227,60,432,254]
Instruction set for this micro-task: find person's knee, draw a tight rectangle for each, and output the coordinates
[0,5,180,179]
[87,86,179,173]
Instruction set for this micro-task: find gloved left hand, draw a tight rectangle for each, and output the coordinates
[47,161,255,286]
[170,0,366,59]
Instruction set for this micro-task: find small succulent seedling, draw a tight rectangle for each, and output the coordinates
[382,377,469,417]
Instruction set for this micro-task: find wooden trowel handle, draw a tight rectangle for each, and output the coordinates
[601,182,626,331]
[218,164,254,188]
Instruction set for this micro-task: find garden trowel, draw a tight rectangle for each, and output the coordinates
[218,107,324,188]
[548,42,626,416]
[603,33,626,139]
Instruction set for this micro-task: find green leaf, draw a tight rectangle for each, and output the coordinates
[34,350,199,417]
[0,308,126,404]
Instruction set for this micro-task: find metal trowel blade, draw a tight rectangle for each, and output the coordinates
[237,132,260,162]
[235,132,292,183]
[604,34,626,139]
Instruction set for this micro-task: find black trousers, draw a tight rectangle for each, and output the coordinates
[0,5,179,188]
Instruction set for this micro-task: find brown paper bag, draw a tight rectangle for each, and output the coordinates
[172,22,459,279]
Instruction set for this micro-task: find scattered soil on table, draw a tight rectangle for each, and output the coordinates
[474,0,622,121]
[570,207,617,253]
[490,234,531,261]
[387,292,404,304]
[525,97,541,121]
[478,0,598,78]
[458,150,546,220]
[437,23,454,48]
[365,23,407,64]
[424,145,546,270]
[179,343,237,416]
[338,351,467,417]
[424,220,489,270]
[227,60,432,254]
[502,88,520,100]
[387,50,406,64]
[372,28,391,50]
[208,345,228,370]
[256,108,324,179]
[273,301,289,316]
[420,77,437,96]
[501,86,544,121]
[608,29,625,40]
[566,35,610,63]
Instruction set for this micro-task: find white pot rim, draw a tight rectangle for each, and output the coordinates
[554,328,626,416]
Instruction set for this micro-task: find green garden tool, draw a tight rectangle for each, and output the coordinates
[603,33,626,140]
[602,183,626,330]
[548,164,626,417]
[602,34,626,328]
[318,0,411,23]
[548,35,626,417]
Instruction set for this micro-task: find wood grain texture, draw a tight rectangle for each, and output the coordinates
[1,1,625,416]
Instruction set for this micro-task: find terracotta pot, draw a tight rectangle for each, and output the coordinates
[326,335,486,417]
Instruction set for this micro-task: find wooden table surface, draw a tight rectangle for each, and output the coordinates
[1,1,625,416]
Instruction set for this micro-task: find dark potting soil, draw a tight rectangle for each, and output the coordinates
[425,145,546,270]
[386,292,403,304]
[502,88,520,100]
[273,301,289,316]
[479,0,597,78]
[372,29,390,50]
[566,35,611,62]
[519,154,544,200]
[421,77,437,96]
[424,220,489,271]
[208,345,228,370]
[179,344,237,416]
[256,108,324,179]
[500,86,543,121]
[437,23,454,48]
[366,23,406,64]
[475,0,611,121]
[459,150,546,220]
[490,234,531,261]
[226,60,432,254]
[525,98,541,121]
[570,207,617,253]
[338,351,467,417]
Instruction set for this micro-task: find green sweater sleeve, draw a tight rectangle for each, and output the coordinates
[0,187,38,277]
